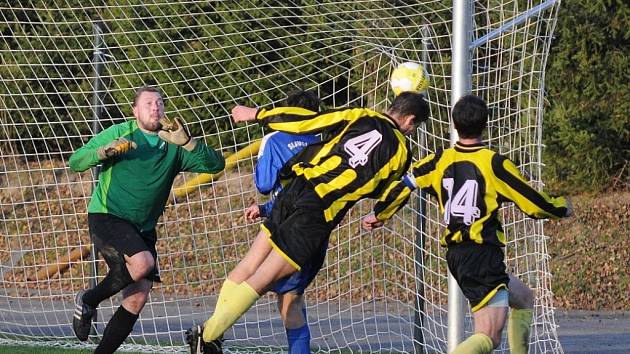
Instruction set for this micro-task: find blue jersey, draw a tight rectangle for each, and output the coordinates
[255,131,319,217]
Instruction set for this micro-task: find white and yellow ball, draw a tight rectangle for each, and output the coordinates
[390,62,430,96]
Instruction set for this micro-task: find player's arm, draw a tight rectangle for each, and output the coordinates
[492,154,571,218]
[162,118,225,174]
[232,105,382,135]
[259,200,273,218]
[254,135,282,195]
[364,153,439,229]
[68,124,136,172]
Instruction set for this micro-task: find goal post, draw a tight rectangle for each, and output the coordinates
[0,1,564,353]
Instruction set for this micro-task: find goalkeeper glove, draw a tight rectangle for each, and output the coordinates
[96,137,137,161]
[158,117,196,151]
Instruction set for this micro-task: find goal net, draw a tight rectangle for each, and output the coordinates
[0,1,563,353]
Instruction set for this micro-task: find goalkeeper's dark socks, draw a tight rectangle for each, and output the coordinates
[94,305,139,354]
[82,266,134,307]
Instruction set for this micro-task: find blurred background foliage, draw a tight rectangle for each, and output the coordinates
[0,0,627,192]
[543,0,629,192]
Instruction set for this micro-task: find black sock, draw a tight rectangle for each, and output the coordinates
[94,305,139,354]
[82,266,134,307]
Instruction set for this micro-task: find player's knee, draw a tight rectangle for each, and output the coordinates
[229,263,256,283]
[127,252,155,281]
[490,332,502,348]
[123,292,149,314]
[479,329,503,349]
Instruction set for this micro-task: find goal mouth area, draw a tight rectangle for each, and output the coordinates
[1,1,563,353]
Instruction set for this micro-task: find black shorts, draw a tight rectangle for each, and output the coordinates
[263,177,334,271]
[88,213,161,283]
[446,242,509,312]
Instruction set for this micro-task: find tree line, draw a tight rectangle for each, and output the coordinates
[0,1,626,192]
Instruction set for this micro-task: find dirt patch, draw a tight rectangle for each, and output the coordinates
[546,191,630,310]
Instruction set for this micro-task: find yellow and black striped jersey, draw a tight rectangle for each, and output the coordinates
[256,106,411,224]
[373,142,569,247]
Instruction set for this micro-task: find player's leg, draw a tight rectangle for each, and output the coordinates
[278,292,310,354]
[73,215,156,341]
[447,243,509,354]
[451,303,507,354]
[80,215,154,308]
[276,242,326,353]
[229,230,274,282]
[93,278,152,354]
[202,247,297,342]
[508,274,535,354]
[213,229,274,307]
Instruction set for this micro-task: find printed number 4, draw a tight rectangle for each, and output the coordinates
[443,178,481,225]
[344,130,382,168]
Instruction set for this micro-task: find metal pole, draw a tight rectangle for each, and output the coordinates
[413,26,432,354]
[89,22,105,327]
[449,0,472,352]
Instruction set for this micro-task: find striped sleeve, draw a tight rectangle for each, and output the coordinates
[492,154,568,219]
[373,153,439,221]
[256,107,383,135]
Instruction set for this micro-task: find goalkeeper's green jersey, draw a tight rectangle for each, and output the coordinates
[69,120,225,231]
[372,142,568,247]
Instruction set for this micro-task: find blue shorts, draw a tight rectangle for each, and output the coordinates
[272,243,327,295]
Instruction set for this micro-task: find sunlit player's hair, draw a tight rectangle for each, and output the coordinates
[452,95,488,138]
[388,91,430,126]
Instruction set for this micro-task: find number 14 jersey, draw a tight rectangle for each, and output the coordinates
[373,142,569,247]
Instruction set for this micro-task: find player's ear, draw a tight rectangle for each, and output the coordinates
[404,114,416,127]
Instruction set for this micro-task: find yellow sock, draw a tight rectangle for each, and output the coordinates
[508,308,533,354]
[202,281,260,342]
[216,278,238,306]
[451,333,494,354]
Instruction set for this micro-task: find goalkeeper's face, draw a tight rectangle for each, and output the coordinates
[133,91,165,132]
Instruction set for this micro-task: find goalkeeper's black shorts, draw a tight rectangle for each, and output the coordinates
[262,177,334,271]
[446,242,509,312]
[88,213,161,283]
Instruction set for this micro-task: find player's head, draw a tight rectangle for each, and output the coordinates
[285,89,320,112]
[133,86,164,132]
[452,95,488,139]
[387,91,430,135]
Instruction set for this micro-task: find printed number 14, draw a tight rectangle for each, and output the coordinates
[443,178,481,225]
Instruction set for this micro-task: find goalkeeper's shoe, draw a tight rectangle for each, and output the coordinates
[185,325,223,354]
[72,289,96,341]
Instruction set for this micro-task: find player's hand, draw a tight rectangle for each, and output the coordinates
[362,214,384,231]
[231,105,257,123]
[565,197,574,217]
[158,117,196,151]
[244,204,261,222]
[97,137,137,161]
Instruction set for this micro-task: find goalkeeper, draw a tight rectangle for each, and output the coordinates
[189,91,430,353]
[68,86,225,354]
[362,95,573,354]
[243,89,321,354]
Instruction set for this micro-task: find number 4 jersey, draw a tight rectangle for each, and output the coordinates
[373,142,569,247]
[254,106,411,225]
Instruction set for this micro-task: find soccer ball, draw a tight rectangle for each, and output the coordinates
[390,62,430,96]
